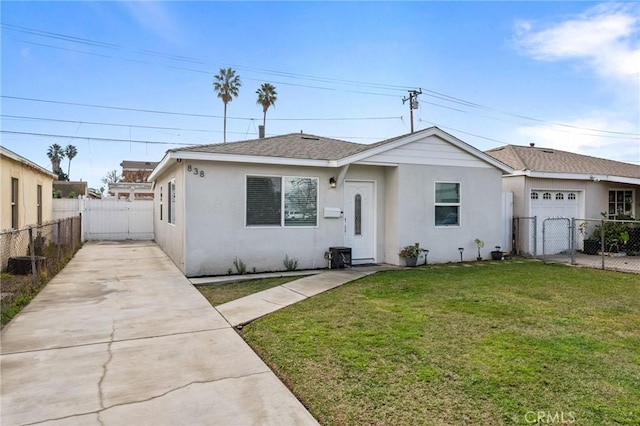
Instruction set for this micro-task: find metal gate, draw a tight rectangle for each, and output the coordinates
[542,217,572,262]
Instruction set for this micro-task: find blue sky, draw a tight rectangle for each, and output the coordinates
[2,1,639,190]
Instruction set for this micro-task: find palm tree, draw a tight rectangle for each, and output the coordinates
[65,144,78,179]
[46,144,66,175]
[256,83,277,133]
[213,67,242,143]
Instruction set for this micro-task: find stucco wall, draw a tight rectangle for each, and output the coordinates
[395,164,504,263]
[152,162,186,273]
[182,161,345,276]
[1,155,53,230]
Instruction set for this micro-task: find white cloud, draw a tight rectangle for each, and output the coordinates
[516,114,640,164]
[514,2,640,82]
[119,1,181,45]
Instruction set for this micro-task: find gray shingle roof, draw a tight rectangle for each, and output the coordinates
[485,145,640,179]
[174,133,369,161]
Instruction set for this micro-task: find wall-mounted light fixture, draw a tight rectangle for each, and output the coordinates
[458,247,464,262]
[329,177,337,188]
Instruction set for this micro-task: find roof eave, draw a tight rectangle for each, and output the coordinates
[148,151,336,182]
[512,170,640,185]
[1,146,58,179]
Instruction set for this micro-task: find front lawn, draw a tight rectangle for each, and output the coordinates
[242,262,640,425]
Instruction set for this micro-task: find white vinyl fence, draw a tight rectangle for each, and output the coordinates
[53,198,154,241]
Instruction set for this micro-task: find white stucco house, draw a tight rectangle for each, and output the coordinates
[485,144,640,254]
[148,127,512,277]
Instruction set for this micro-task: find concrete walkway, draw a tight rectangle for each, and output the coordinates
[215,268,380,327]
[0,241,318,426]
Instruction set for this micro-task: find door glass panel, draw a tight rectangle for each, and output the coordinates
[354,194,362,236]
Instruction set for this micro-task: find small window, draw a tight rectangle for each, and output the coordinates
[531,192,539,200]
[37,184,43,224]
[168,179,176,225]
[555,193,564,200]
[354,194,362,236]
[543,192,552,200]
[568,193,576,200]
[159,186,163,221]
[11,178,19,229]
[435,182,460,226]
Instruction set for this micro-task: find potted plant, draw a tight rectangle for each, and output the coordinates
[474,238,484,261]
[579,220,600,255]
[491,246,502,260]
[399,242,422,267]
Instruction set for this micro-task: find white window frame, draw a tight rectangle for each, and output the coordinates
[434,181,461,227]
[36,184,42,225]
[11,177,19,229]
[168,179,176,225]
[245,174,319,228]
[608,188,635,219]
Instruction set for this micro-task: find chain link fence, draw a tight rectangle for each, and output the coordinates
[514,216,640,273]
[573,218,640,273]
[1,216,82,326]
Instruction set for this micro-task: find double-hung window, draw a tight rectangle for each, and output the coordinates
[608,189,634,219]
[246,175,318,227]
[435,182,460,226]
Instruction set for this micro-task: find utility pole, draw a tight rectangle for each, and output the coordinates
[402,89,422,133]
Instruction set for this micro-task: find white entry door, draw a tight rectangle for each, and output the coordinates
[344,181,375,264]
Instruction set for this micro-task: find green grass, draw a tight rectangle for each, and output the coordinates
[197,276,303,306]
[242,261,640,425]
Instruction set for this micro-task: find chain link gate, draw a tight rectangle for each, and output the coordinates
[542,217,573,264]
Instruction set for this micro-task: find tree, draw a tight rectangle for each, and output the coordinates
[213,67,241,143]
[256,83,277,132]
[47,144,66,176]
[101,169,121,185]
[65,145,78,179]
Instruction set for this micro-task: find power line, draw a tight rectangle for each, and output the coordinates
[0,130,198,146]
[0,98,402,122]
[4,23,639,137]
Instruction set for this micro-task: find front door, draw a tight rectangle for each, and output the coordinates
[344,181,375,264]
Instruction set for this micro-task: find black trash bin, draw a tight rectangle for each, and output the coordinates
[329,247,352,269]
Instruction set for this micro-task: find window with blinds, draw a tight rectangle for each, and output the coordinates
[246,175,318,227]
[247,176,282,226]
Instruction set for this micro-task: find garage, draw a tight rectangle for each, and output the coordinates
[530,190,581,255]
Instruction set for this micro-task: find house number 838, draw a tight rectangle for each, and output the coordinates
[187,164,205,178]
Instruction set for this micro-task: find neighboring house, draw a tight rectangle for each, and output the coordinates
[108,160,158,200]
[148,127,512,277]
[1,146,57,230]
[485,144,640,254]
[53,181,88,198]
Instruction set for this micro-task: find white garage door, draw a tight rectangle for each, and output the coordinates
[530,190,580,254]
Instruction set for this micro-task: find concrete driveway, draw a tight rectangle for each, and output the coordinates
[0,241,317,426]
